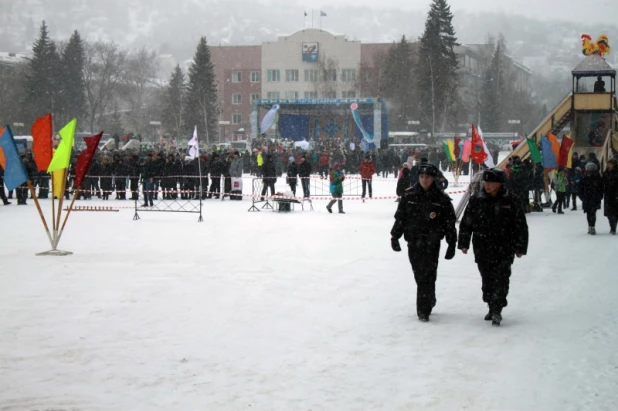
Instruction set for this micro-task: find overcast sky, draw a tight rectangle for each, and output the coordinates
[290,0,618,25]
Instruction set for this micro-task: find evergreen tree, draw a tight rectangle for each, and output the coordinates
[480,43,506,131]
[162,64,186,137]
[416,0,459,139]
[60,30,86,126]
[23,21,62,125]
[380,35,416,130]
[184,37,217,142]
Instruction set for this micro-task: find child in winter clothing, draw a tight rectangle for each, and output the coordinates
[326,162,345,214]
[552,168,568,214]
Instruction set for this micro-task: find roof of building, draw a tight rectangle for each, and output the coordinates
[572,54,616,77]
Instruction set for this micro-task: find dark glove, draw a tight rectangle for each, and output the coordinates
[391,238,401,252]
[444,243,456,260]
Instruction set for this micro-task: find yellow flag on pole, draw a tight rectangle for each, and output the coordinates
[47,118,76,173]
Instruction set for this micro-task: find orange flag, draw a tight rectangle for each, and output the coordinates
[31,113,53,172]
[546,132,561,161]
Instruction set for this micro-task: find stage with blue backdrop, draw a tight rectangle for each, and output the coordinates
[250,98,388,148]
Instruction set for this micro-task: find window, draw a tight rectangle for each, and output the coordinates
[251,93,260,103]
[342,91,356,98]
[324,69,337,82]
[324,91,337,98]
[304,91,318,99]
[232,114,241,124]
[250,71,260,82]
[341,69,356,82]
[266,91,280,99]
[285,69,299,82]
[267,70,280,82]
[304,69,317,82]
[284,91,298,99]
[232,71,241,83]
[232,93,242,104]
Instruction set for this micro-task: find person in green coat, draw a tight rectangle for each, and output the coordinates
[552,167,568,214]
[326,162,345,214]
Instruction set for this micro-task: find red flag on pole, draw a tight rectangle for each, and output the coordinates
[454,137,461,159]
[31,113,53,172]
[471,124,487,164]
[73,132,103,189]
[558,135,574,168]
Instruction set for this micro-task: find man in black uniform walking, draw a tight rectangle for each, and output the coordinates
[391,163,457,322]
[458,168,529,326]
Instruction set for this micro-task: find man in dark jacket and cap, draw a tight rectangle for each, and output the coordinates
[391,163,457,322]
[458,168,529,326]
[261,154,277,200]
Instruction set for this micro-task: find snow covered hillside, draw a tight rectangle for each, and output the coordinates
[0,176,616,410]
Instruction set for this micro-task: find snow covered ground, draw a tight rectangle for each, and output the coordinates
[0,173,616,410]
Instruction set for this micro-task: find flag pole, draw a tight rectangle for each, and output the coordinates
[312,9,314,29]
[54,168,68,249]
[55,188,79,248]
[27,180,53,246]
[51,172,57,233]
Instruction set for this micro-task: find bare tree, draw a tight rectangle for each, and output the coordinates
[83,41,127,132]
[313,55,340,98]
[121,47,160,132]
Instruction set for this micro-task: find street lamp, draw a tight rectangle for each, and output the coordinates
[508,119,521,137]
[150,121,161,143]
[13,122,24,134]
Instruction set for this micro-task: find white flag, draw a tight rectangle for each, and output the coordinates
[477,126,495,168]
[188,126,199,159]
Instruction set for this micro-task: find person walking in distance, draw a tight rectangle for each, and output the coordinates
[579,162,604,235]
[359,154,376,202]
[602,157,618,234]
[458,168,529,326]
[390,163,457,322]
[298,156,312,198]
[326,162,345,214]
[286,156,299,196]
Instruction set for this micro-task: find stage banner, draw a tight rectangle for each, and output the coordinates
[308,117,354,140]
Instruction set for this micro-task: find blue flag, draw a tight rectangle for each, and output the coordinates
[541,136,558,169]
[0,125,28,190]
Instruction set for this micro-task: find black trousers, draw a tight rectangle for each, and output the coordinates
[571,193,578,209]
[608,216,617,232]
[301,178,310,198]
[0,176,8,203]
[210,177,221,198]
[261,181,275,198]
[17,182,29,204]
[587,210,597,227]
[362,180,372,198]
[130,178,139,200]
[477,260,513,313]
[553,192,565,212]
[407,242,440,316]
[116,178,127,199]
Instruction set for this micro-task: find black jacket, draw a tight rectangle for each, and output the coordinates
[603,168,618,217]
[579,173,603,213]
[458,187,529,264]
[298,161,312,178]
[396,168,410,197]
[287,162,298,185]
[263,159,277,182]
[391,182,457,248]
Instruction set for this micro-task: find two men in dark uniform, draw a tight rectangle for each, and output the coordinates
[391,165,529,326]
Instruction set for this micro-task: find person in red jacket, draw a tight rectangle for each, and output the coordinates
[319,150,330,179]
[359,154,376,201]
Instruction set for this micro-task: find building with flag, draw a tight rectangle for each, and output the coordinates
[209,28,532,141]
